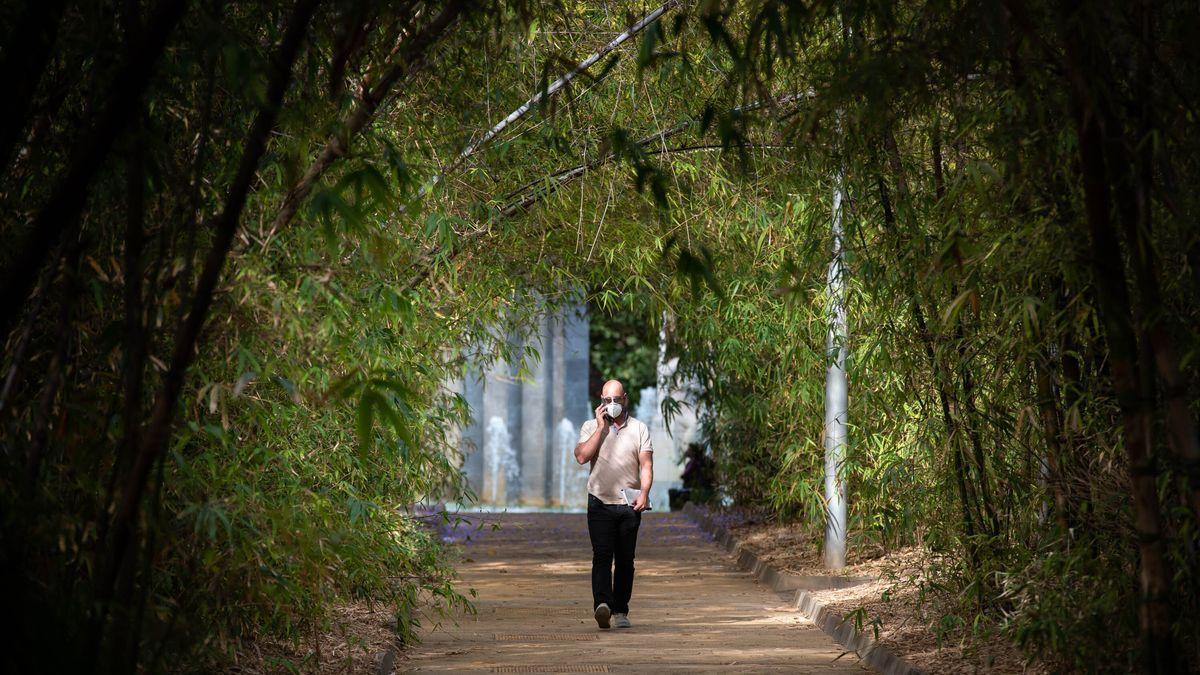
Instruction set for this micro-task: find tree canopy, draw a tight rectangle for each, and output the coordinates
[1,0,1198,672]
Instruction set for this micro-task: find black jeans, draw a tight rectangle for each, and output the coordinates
[587,493,642,614]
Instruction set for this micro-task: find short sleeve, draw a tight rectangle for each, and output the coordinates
[639,422,654,453]
[578,419,596,444]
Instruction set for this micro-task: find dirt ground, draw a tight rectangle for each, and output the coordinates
[395,509,870,673]
[712,507,1045,674]
[229,601,402,674]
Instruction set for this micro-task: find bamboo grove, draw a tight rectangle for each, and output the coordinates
[0,0,1197,672]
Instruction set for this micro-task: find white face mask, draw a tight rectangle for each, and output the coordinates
[605,402,624,419]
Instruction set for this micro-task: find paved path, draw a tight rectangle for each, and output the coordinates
[398,509,866,673]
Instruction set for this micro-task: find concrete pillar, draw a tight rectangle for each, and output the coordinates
[443,373,465,472]
[540,315,557,503]
[548,306,568,506]
[503,331,525,504]
[563,299,591,426]
[563,299,591,508]
[457,295,591,508]
[461,364,485,500]
[520,314,552,505]
[482,347,515,504]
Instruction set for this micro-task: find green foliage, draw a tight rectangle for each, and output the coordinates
[0,0,576,670]
[642,2,1200,670]
[2,0,1199,672]
[588,298,658,410]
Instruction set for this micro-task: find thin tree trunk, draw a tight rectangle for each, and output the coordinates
[1059,3,1176,665]
[100,45,215,581]
[1114,0,1200,525]
[1035,349,1071,533]
[932,121,1001,539]
[1003,26,1076,536]
[875,169,982,570]
[120,123,147,481]
[93,0,321,643]
[0,0,189,346]
[884,127,985,548]
[105,111,150,673]
[958,347,1001,536]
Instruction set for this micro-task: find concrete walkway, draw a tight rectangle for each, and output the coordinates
[398,509,866,673]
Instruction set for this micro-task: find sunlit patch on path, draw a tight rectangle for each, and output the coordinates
[398,510,866,673]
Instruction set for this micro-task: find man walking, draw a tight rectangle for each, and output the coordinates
[574,379,653,629]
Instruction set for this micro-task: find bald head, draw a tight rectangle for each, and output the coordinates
[601,380,626,399]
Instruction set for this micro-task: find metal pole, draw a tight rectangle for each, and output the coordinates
[824,175,849,569]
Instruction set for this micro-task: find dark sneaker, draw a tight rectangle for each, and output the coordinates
[613,613,632,628]
[594,602,611,629]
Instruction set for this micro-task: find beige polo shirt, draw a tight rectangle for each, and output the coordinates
[578,416,654,504]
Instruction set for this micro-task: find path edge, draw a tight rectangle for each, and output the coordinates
[681,502,925,675]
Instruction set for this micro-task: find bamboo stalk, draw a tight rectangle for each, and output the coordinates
[0,0,189,346]
[93,0,323,648]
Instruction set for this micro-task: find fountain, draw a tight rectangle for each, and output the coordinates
[442,298,707,511]
[485,416,519,503]
[557,418,575,506]
[634,386,657,424]
[555,417,593,507]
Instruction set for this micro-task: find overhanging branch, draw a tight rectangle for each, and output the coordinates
[400,93,808,292]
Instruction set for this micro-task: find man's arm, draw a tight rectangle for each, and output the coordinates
[574,427,604,464]
[633,426,654,511]
[633,417,652,506]
[575,404,610,464]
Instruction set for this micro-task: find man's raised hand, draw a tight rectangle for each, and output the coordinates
[595,403,611,431]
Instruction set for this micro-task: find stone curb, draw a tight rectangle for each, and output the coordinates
[681,502,925,675]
